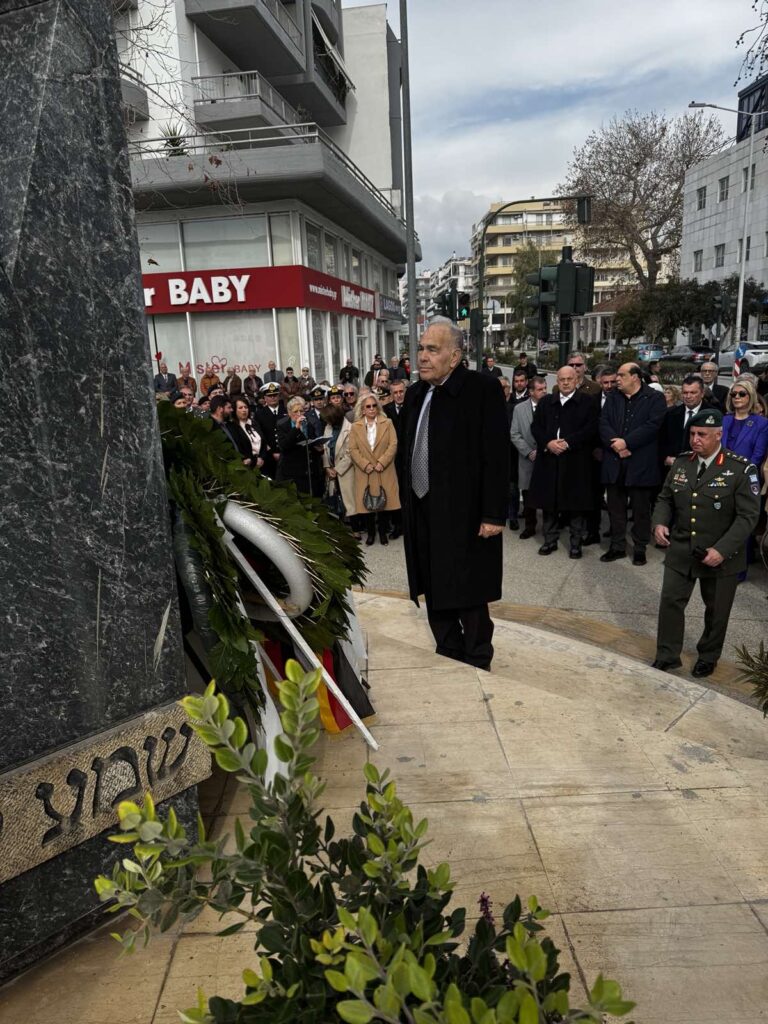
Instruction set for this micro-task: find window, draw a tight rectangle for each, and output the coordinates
[191,310,276,377]
[324,232,337,276]
[138,223,182,271]
[718,176,729,201]
[276,309,299,370]
[535,213,544,223]
[147,314,189,374]
[693,249,703,272]
[714,243,725,268]
[764,230,768,258]
[330,313,341,378]
[311,310,327,380]
[696,186,707,210]
[742,163,756,191]
[182,216,267,270]
[305,221,322,270]
[269,214,293,266]
[738,236,752,262]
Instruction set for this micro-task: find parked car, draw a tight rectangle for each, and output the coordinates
[658,345,715,365]
[637,346,665,362]
[733,341,768,377]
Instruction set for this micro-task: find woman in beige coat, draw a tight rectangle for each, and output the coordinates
[321,402,358,535]
[348,392,400,546]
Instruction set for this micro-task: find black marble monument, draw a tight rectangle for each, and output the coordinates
[0,0,207,980]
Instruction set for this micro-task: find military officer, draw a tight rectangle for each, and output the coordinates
[304,385,326,436]
[651,408,760,677]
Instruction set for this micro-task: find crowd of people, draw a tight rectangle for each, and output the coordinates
[155,338,767,676]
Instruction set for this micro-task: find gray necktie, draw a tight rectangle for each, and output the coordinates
[411,387,434,498]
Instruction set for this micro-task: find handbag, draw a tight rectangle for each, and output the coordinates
[363,472,387,512]
[323,477,346,518]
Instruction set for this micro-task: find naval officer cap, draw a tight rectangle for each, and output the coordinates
[688,408,723,429]
[309,386,326,400]
[260,381,281,395]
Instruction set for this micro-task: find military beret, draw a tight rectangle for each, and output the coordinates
[260,382,281,395]
[689,408,723,429]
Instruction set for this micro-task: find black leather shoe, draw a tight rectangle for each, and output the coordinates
[632,549,647,566]
[508,519,519,531]
[582,533,601,546]
[692,659,716,678]
[379,531,389,546]
[538,542,558,555]
[651,658,682,672]
[600,549,626,562]
[390,528,401,540]
[519,528,536,539]
[365,534,375,546]
[569,546,582,559]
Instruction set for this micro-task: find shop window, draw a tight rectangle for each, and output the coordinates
[190,310,276,377]
[324,233,338,276]
[138,223,182,272]
[276,309,300,370]
[342,243,351,280]
[182,216,267,270]
[147,314,190,375]
[311,310,327,380]
[351,249,361,284]
[330,314,341,379]
[306,221,322,270]
[269,213,293,266]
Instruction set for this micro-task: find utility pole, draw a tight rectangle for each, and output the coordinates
[399,0,418,377]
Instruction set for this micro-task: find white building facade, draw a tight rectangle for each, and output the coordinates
[116,1,413,382]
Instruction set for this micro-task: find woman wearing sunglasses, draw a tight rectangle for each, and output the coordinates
[348,392,400,546]
[722,379,768,468]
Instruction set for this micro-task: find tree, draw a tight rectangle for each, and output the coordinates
[737,1,768,81]
[503,240,560,340]
[558,110,725,291]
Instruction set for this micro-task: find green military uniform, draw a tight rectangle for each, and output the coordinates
[652,443,760,668]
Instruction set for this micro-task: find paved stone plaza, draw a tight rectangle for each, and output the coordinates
[2,593,768,1023]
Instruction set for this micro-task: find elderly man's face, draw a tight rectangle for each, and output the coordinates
[529,379,547,402]
[689,425,722,458]
[556,367,577,396]
[159,362,168,373]
[391,383,406,405]
[418,326,462,382]
[700,362,718,383]
[268,361,276,370]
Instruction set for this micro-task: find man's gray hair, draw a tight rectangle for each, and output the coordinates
[426,316,463,350]
[286,396,306,414]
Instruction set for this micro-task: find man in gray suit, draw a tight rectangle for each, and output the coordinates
[263,360,284,384]
[510,375,547,539]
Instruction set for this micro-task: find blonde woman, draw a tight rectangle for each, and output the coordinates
[663,384,680,408]
[723,378,768,468]
[348,391,400,546]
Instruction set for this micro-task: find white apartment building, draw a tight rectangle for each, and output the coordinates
[680,75,768,341]
[115,1,414,382]
[427,255,474,316]
[399,269,431,340]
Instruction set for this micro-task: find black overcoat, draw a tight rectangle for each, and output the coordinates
[528,391,598,512]
[401,364,509,611]
[600,385,667,487]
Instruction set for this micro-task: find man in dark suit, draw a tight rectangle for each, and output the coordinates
[253,382,286,478]
[481,355,503,379]
[599,362,667,565]
[401,319,509,670]
[385,378,407,538]
[263,361,284,385]
[528,366,598,558]
[154,361,177,394]
[699,362,729,410]
[661,374,713,465]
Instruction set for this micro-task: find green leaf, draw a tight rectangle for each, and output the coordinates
[213,748,241,772]
[519,991,538,1024]
[336,999,374,1024]
[325,970,349,992]
[366,833,385,856]
[273,735,293,763]
[444,1001,471,1024]
[408,964,432,1001]
[363,762,380,784]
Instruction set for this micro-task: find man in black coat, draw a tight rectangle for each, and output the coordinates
[253,382,286,478]
[699,362,729,411]
[401,320,509,670]
[385,379,407,539]
[154,361,177,394]
[660,375,714,465]
[528,366,598,558]
[599,362,667,565]
[513,352,538,380]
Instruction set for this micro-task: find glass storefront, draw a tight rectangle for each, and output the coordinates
[182,217,268,270]
[138,223,182,272]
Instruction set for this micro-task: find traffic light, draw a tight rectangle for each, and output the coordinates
[713,290,731,316]
[552,261,595,316]
[524,266,557,341]
[574,265,595,315]
[469,309,487,336]
[436,289,452,318]
[457,292,470,319]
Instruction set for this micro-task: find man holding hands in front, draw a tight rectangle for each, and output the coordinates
[401,318,509,671]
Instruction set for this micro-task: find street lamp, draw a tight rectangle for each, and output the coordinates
[689,100,763,348]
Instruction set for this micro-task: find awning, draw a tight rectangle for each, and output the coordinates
[311,11,355,91]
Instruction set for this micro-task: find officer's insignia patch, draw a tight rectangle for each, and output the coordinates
[749,473,759,484]
[723,470,734,477]
[673,469,688,485]
[751,484,760,495]
[714,502,722,509]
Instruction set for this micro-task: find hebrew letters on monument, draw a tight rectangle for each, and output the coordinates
[0,0,208,979]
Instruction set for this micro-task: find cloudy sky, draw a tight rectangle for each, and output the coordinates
[344,0,758,268]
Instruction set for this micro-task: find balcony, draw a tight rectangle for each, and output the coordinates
[120,68,149,122]
[311,0,340,44]
[129,124,419,264]
[192,71,300,132]
[185,0,304,77]
[271,17,351,127]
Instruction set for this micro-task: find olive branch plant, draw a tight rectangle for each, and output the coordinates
[95,662,634,1024]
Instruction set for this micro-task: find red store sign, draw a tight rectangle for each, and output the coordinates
[142,265,376,318]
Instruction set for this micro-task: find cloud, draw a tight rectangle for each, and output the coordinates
[344,0,755,268]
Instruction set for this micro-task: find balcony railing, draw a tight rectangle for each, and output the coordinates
[192,71,300,124]
[129,123,405,225]
[264,0,302,47]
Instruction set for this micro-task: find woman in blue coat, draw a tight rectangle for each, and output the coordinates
[722,378,767,579]
[722,379,768,467]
